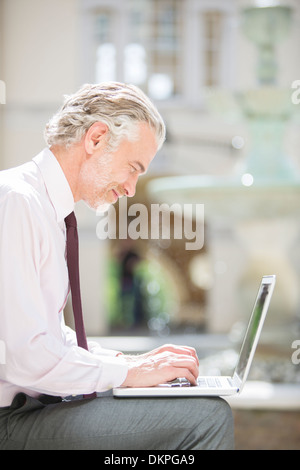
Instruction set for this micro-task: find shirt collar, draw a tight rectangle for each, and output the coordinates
[33,148,74,223]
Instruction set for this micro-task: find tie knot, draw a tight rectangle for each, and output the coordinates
[65,211,77,228]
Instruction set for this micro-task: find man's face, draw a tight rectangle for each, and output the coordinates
[78,123,158,212]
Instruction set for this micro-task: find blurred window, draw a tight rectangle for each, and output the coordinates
[86,0,236,105]
[203,10,222,88]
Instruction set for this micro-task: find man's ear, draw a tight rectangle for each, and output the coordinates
[84,122,109,155]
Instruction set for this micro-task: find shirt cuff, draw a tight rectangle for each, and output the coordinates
[95,354,128,391]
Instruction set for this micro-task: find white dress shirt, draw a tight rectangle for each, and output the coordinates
[0,148,128,407]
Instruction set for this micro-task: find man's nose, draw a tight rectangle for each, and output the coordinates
[124,174,138,198]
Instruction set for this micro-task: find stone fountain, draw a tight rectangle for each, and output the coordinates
[148,1,300,350]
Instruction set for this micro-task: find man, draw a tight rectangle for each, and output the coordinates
[0,82,234,450]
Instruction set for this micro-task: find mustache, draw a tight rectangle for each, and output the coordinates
[112,187,127,198]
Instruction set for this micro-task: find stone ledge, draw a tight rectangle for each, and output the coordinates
[225,381,300,410]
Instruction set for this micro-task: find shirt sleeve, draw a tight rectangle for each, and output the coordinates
[0,190,128,398]
[62,320,124,357]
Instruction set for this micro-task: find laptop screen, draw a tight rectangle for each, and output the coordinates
[234,275,276,385]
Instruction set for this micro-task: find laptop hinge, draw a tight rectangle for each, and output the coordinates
[232,372,242,391]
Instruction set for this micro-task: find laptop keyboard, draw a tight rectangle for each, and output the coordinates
[168,377,230,388]
[197,377,221,387]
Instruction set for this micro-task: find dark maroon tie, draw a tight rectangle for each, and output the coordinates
[65,211,96,398]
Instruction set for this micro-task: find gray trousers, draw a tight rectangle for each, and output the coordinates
[0,391,234,450]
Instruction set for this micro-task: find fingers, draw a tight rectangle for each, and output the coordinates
[158,356,199,387]
[170,368,197,386]
[171,345,199,366]
[122,350,199,388]
[153,350,199,385]
[122,343,200,388]
[143,343,200,381]
[151,344,199,366]
[167,353,199,383]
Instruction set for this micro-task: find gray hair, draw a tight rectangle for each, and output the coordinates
[44,82,166,152]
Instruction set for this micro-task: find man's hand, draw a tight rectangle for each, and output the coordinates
[121,344,199,388]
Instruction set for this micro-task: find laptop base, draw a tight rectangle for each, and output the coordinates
[113,375,239,398]
[113,276,276,400]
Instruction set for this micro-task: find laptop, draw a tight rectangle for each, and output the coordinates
[113,275,276,398]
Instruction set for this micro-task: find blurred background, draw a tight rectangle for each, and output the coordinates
[1,0,300,449]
